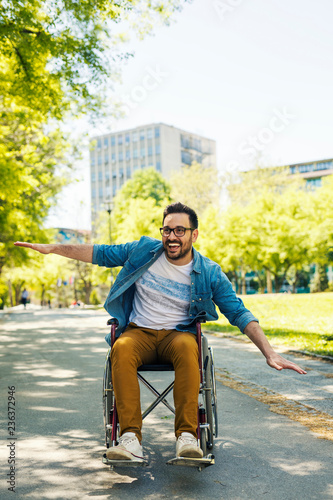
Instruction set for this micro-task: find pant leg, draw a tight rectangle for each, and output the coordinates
[111,324,158,442]
[157,331,199,439]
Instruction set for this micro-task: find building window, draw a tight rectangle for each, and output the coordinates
[126,166,131,178]
[97,138,102,149]
[133,149,138,159]
[118,151,123,161]
[148,146,153,156]
[98,171,103,181]
[156,161,161,172]
[104,137,109,148]
[140,130,145,141]
[99,187,103,197]
[306,178,322,189]
[181,151,191,165]
[299,164,313,173]
[126,150,131,160]
[140,147,145,158]
[155,144,160,155]
[316,160,332,170]
[118,135,123,145]
[132,132,138,142]
[98,155,102,166]
[125,134,130,144]
[181,135,190,149]
[147,128,153,139]
[111,136,116,146]
[92,188,96,198]
[91,172,96,182]
[155,126,160,138]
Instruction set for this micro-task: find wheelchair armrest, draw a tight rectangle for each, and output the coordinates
[107,318,119,326]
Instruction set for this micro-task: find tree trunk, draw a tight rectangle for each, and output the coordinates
[266,270,272,293]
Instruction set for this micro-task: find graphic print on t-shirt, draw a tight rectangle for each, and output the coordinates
[136,269,190,313]
[129,252,193,329]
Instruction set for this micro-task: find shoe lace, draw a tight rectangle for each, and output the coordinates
[178,434,197,446]
[119,434,137,446]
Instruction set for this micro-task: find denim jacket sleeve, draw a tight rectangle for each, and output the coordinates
[92,241,139,268]
[212,267,258,333]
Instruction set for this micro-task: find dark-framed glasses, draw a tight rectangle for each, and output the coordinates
[159,226,194,237]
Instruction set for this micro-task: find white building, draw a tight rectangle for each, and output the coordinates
[90,123,216,217]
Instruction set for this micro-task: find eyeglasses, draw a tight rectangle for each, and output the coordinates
[159,226,194,237]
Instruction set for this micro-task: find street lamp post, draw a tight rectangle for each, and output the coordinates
[104,199,114,284]
[104,199,114,245]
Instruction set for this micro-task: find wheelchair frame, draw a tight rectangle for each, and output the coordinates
[102,318,218,470]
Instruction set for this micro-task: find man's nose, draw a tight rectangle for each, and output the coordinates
[168,230,178,240]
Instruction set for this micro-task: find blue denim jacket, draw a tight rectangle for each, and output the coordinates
[92,236,258,343]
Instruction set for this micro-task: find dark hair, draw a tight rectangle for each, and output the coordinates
[163,202,198,229]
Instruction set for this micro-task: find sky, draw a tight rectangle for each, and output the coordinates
[47,0,333,230]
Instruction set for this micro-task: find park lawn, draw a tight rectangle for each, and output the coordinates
[204,292,333,357]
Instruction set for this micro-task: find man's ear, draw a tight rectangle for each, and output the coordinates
[192,229,199,243]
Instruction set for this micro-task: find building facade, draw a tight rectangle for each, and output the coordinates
[89,123,216,217]
[288,157,333,187]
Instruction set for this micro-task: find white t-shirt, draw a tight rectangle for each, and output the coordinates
[129,252,193,329]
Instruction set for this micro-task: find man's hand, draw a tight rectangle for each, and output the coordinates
[14,242,94,263]
[14,242,53,254]
[244,321,307,374]
[266,352,307,374]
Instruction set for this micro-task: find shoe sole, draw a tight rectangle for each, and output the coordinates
[177,452,204,459]
[106,449,144,461]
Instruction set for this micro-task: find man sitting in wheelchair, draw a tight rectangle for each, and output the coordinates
[14,202,306,462]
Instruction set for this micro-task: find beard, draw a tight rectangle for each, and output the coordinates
[163,239,193,262]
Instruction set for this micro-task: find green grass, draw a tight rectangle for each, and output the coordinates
[204,292,333,357]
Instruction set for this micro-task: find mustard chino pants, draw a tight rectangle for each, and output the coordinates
[111,323,200,443]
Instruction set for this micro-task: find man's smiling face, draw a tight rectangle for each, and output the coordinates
[162,213,198,266]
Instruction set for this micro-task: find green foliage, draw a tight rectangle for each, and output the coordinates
[116,167,171,205]
[90,288,101,306]
[0,0,190,119]
[170,162,221,216]
[204,292,333,356]
[0,105,74,272]
[97,168,171,244]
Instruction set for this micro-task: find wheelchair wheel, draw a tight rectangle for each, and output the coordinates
[207,346,218,441]
[102,349,118,448]
[202,339,218,450]
[200,426,208,457]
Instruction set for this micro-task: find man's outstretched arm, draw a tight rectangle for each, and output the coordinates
[244,321,307,374]
[14,242,93,263]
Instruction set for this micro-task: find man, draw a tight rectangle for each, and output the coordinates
[15,202,306,461]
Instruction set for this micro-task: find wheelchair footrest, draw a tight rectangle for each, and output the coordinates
[103,453,148,467]
[166,454,215,470]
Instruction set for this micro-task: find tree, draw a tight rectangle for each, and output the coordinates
[104,167,171,242]
[1,1,191,280]
[170,162,222,217]
[0,105,74,274]
[0,0,190,120]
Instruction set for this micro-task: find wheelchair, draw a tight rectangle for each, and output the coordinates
[102,318,218,471]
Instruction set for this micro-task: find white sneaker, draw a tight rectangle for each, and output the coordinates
[176,432,203,458]
[106,432,143,461]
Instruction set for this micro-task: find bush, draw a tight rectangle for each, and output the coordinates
[90,289,101,305]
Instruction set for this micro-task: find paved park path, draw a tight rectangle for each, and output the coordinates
[1,307,332,500]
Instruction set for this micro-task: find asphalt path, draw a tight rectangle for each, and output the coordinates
[0,307,332,500]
